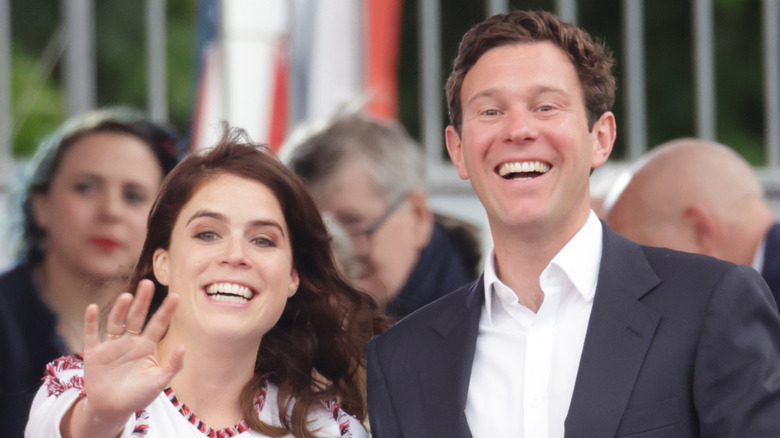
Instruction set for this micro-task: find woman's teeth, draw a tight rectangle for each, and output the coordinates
[205,282,253,303]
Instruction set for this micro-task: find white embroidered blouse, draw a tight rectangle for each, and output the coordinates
[25,354,368,438]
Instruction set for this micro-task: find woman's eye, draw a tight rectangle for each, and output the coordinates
[195,231,218,241]
[124,188,148,205]
[251,237,276,247]
[73,181,97,196]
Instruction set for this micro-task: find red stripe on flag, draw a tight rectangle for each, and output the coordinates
[269,42,288,152]
[366,0,402,119]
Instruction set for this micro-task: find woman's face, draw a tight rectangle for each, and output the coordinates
[32,132,164,279]
[152,173,299,341]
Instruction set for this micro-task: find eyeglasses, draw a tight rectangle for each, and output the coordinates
[345,191,410,242]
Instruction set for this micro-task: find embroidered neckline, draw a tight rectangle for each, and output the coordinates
[41,358,356,438]
[163,382,267,438]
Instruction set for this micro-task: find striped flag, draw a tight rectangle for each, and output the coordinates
[190,0,402,152]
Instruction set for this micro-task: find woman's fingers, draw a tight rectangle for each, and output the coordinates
[160,344,186,380]
[142,292,179,342]
[88,279,176,349]
[83,304,101,349]
[125,279,155,335]
[105,293,133,340]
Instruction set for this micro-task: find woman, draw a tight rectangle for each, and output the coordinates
[26,128,383,437]
[0,108,180,437]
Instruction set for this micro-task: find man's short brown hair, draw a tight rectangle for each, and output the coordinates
[445,9,616,133]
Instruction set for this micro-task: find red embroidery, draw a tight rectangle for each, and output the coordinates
[42,354,86,398]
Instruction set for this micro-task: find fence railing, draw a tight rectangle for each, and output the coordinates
[424,0,779,172]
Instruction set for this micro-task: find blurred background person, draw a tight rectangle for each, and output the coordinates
[284,112,482,320]
[602,138,780,306]
[0,107,181,437]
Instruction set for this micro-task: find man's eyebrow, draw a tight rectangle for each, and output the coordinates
[533,85,569,97]
[465,89,499,106]
[465,85,570,106]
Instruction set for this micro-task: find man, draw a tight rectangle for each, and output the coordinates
[285,113,481,319]
[603,138,780,307]
[366,9,780,437]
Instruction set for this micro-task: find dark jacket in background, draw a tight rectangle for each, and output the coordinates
[385,215,482,320]
[0,261,67,438]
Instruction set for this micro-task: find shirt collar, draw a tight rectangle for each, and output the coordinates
[753,235,767,272]
[483,211,603,323]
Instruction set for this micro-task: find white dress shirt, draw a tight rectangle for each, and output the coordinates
[465,211,603,438]
[753,236,766,273]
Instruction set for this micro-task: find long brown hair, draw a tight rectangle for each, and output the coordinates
[129,126,385,436]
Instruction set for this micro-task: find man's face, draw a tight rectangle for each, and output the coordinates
[445,42,614,238]
[309,158,428,308]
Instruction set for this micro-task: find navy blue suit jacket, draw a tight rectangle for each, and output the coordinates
[367,224,780,437]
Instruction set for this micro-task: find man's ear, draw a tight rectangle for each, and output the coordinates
[407,189,434,250]
[445,126,470,180]
[590,112,617,169]
[683,205,720,256]
[152,248,171,286]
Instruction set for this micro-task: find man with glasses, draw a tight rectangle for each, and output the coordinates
[285,112,482,319]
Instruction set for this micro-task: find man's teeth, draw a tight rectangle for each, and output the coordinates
[206,283,253,303]
[498,161,551,179]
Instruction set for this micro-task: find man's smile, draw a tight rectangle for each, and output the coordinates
[497,161,551,180]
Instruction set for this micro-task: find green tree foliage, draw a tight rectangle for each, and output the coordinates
[9,0,196,157]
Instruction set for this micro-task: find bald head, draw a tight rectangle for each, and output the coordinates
[603,138,774,265]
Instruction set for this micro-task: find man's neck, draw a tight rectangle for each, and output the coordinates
[489,212,592,310]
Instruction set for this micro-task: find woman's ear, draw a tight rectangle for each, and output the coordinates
[152,248,170,286]
[30,192,53,231]
[288,268,300,298]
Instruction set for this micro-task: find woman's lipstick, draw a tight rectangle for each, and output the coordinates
[91,237,120,252]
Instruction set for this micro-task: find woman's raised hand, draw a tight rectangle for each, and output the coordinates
[63,279,185,438]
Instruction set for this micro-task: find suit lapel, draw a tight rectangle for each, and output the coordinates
[565,225,662,437]
[419,278,484,438]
